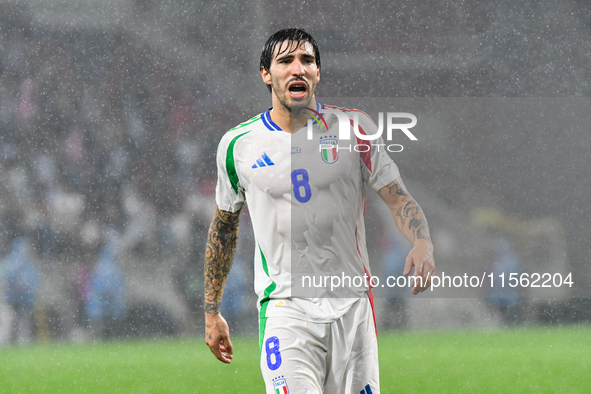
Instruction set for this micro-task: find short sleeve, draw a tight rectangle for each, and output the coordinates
[355,111,400,192]
[215,134,246,212]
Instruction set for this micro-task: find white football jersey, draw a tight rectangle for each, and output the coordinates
[215,103,400,322]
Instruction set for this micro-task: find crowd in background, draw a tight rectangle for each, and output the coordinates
[0,5,236,343]
[1,2,587,343]
[0,8,222,259]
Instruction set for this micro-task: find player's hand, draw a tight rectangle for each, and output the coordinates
[403,239,435,295]
[205,313,234,364]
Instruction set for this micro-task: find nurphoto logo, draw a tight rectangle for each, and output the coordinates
[305,106,418,153]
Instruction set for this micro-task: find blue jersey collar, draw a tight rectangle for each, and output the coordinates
[262,102,323,131]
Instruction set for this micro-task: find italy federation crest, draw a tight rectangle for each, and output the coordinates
[272,376,290,394]
[320,135,338,164]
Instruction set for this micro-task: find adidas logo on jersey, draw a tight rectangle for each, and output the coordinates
[252,152,275,168]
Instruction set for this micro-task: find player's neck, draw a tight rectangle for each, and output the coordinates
[270,98,317,134]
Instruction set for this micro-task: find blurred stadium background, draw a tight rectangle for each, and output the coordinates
[0,0,590,346]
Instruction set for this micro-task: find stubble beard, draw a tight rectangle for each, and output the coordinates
[272,79,314,117]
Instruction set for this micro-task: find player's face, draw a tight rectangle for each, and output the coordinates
[261,40,320,113]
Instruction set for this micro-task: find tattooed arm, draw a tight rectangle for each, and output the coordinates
[377,177,435,295]
[204,204,241,363]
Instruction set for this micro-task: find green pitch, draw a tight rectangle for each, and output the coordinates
[0,325,589,393]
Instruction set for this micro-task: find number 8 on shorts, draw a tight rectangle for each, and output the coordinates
[265,336,282,371]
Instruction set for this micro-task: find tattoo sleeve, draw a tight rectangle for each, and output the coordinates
[385,179,432,243]
[204,205,241,315]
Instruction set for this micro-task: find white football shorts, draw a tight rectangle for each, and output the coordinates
[259,296,379,394]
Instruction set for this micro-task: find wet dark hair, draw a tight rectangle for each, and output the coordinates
[260,28,321,93]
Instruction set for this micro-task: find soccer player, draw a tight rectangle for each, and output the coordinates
[205,28,435,393]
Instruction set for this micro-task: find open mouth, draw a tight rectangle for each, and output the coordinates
[288,82,308,98]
